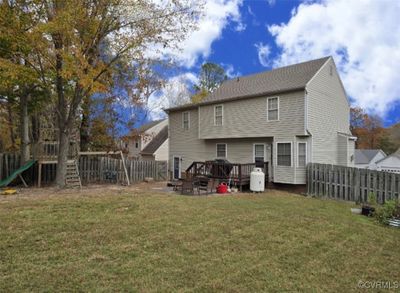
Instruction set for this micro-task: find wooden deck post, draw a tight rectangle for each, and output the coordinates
[38,162,42,188]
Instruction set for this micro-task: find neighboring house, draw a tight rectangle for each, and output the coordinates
[125,119,168,161]
[165,56,356,184]
[354,149,386,169]
[375,148,400,174]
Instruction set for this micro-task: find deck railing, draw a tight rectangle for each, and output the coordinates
[33,141,78,161]
[186,161,268,190]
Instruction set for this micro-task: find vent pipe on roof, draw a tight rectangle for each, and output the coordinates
[236,77,240,82]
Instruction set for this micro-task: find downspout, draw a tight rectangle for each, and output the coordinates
[304,88,308,136]
[304,88,313,163]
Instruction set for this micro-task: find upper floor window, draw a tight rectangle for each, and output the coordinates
[298,142,307,167]
[214,105,223,126]
[135,140,139,148]
[216,143,227,158]
[277,142,291,166]
[182,111,190,130]
[267,97,279,121]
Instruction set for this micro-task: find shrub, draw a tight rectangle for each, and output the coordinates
[367,192,377,206]
[374,200,399,224]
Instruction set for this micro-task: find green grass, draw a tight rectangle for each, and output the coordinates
[0,190,399,292]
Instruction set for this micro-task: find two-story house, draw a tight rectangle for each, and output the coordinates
[124,119,168,161]
[165,57,356,184]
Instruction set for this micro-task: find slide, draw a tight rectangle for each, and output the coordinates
[0,160,36,188]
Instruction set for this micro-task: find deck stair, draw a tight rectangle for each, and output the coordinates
[65,160,81,188]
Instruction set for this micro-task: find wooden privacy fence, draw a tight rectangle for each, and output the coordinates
[79,156,168,184]
[307,163,400,203]
[0,153,167,186]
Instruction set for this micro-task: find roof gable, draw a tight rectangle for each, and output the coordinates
[129,119,166,137]
[376,148,400,164]
[165,56,330,112]
[204,57,329,104]
[141,126,168,155]
[355,149,386,164]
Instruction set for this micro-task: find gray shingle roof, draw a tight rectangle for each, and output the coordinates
[375,148,400,164]
[165,56,330,112]
[355,149,385,164]
[127,119,165,137]
[141,126,168,155]
[137,119,165,133]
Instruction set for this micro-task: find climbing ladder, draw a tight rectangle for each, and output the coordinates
[65,160,82,188]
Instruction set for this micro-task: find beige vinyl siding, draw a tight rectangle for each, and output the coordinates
[169,109,206,175]
[337,135,348,165]
[347,139,355,166]
[204,138,272,163]
[294,137,310,184]
[199,91,306,139]
[154,138,169,161]
[205,138,273,181]
[306,58,350,165]
[127,138,141,159]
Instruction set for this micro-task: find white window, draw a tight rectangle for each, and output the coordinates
[216,143,227,158]
[254,144,265,163]
[267,97,279,121]
[182,112,190,130]
[297,142,307,167]
[277,142,292,166]
[214,105,223,126]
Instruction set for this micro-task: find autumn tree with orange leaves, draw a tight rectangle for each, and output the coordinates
[350,107,398,153]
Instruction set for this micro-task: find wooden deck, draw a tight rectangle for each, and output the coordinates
[186,161,268,191]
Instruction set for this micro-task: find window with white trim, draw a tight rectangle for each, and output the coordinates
[254,144,265,163]
[182,111,190,130]
[267,97,279,121]
[216,143,227,158]
[214,105,223,126]
[277,143,291,166]
[298,142,307,167]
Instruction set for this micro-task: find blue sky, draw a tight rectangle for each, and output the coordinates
[142,0,400,128]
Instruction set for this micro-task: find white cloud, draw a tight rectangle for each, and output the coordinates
[268,0,400,117]
[234,21,247,32]
[247,5,260,26]
[224,63,241,78]
[266,0,276,6]
[147,73,198,120]
[162,0,244,67]
[254,42,271,67]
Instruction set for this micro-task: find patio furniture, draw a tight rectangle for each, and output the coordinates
[197,177,215,195]
[181,178,199,195]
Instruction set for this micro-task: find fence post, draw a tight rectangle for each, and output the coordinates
[354,168,360,203]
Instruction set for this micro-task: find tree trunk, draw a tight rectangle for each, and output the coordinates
[56,128,69,187]
[20,93,30,165]
[6,101,16,151]
[54,35,68,187]
[31,112,40,141]
[80,96,90,151]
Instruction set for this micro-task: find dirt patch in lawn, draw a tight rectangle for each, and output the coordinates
[0,181,175,202]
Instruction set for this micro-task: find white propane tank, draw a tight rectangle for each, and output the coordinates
[250,167,265,192]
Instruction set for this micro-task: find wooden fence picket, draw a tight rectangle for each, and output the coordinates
[0,153,168,186]
[307,163,400,204]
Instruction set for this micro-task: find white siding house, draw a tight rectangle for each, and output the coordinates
[376,148,400,174]
[125,119,168,161]
[354,149,386,169]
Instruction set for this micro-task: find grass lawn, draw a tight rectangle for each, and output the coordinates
[0,189,399,292]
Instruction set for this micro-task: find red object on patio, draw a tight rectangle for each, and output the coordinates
[217,182,228,194]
